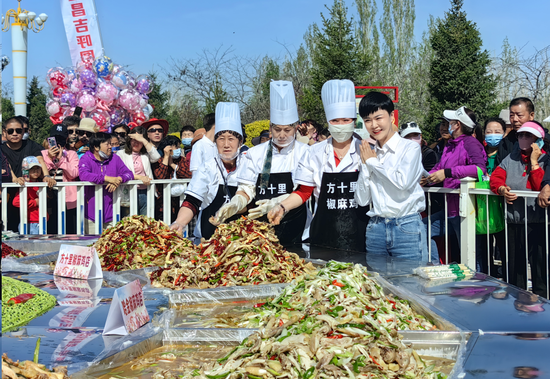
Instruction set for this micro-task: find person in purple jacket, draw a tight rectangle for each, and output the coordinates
[423,106,487,263]
[78,132,134,233]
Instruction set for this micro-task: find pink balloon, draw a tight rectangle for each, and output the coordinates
[131,110,146,126]
[96,81,118,104]
[68,78,84,94]
[46,99,61,116]
[77,92,97,112]
[118,89,140,112]
[89,110,110,130]
[46,67,68,89]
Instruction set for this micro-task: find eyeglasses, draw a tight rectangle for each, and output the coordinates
[6,128,23,135]
[115,132,127,138]
[68,129,78,135]
[78,130,93,137]
[147,128,164,134]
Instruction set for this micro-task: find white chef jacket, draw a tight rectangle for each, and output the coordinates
[189,137,217,174]
[295,136,362,199]
[186,154,242,241]
[237,140,309,187]
[186,154,242,209]
[355,133,425,218]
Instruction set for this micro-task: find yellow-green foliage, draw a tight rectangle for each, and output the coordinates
[244,120,270,147]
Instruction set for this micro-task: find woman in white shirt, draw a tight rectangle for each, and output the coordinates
[117,126,157,215]
[170,103,244,240]
[211,81,309,245]
[268,79,368,252]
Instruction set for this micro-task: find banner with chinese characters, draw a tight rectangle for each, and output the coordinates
[53,245,103,280]
[60,0,104,66]
[103,279,149,335]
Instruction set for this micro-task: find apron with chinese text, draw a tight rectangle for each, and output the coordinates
[309,171,367,252]
[253,173,307,245]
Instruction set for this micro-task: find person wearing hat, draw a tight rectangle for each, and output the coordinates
[423,106,487,263]
[189,113,217,175]
[12,156,49,234]
[41,123,80,234]
[212,81,309,245]
[142,118,169,150]
[170,103,245,240]
[268,79,366,251]
[399,122,438,171]
[76,118,99,158]
[490,121,549,298]
[251,130,271,146]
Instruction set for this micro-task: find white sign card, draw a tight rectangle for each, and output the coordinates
[54,244,103,280]
[103,279,149,336]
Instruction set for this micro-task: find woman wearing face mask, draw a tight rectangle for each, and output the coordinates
[490,121,549,298]
[484,118,506,174]
[78,132,134,233]
[268,79,367,251]
[152,135,192,222]
[211,81,309,245]
[399,122,438,171]
[423,106,487,263]
[170,103,244,240]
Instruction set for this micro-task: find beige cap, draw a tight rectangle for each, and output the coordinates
[499,109,510,125]
[78,118,99,133]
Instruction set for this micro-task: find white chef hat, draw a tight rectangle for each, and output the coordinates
[322,79,356,123]
[215,102,243,137]
[270,80,299,125]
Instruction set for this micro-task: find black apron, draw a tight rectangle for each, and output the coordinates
[309,171,367,252]
[200,184,238,240]
[253,173,307,245]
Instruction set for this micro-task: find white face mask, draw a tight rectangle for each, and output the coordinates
[22,133,30,140]
[328,121,355,143]
[218,151,239,162]
[273,135,294,148]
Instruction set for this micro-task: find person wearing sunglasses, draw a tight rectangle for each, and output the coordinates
[113,124,130,149]
[62,115,81,151]
[16,115,30,141]
[76,118,99,158]
[1,117,56,232]
[142,118,169,150]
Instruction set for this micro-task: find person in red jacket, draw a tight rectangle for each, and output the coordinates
[13,156,49,234]
[490,121,549,298]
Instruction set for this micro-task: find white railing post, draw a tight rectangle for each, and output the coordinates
[76,185,85,235]
[1,187,8,231]
[129,184,138,216]
[20,186,28,234]
[58,186,67,235]
[94,185,103,234]
[459,177,477,269]
[112,186,121,224]
[37,186,48,235]
[147,182,155,218]
[163,182,172,225]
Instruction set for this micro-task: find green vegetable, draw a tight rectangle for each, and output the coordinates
[2,276,57,333]
[33,337,41,363]
[191,369,201,377]
[216,346,238,363]
[353,356,366,373]
[205,372,230,379]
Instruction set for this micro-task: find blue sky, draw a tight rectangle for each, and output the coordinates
[1,0,549,96]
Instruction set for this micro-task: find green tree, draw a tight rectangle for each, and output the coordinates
[2,97,15,121]
[301,0,371,123]
[204,73,231,115]
[27,76,52,144]
[147,72,171,120]
[427,0,497,130]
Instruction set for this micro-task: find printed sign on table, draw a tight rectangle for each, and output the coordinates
[54,244,103,280]
[103,279,149,335]
[54,277,102,299]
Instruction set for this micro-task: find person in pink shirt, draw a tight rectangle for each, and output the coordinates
[41,124,79,234]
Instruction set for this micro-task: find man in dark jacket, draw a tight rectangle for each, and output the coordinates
[495,97,534,166]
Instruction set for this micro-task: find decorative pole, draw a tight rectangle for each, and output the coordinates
[2,0,48,116]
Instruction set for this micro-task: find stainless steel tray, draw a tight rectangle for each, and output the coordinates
[3,235,98,255]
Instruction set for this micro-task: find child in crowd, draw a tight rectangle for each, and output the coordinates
[490,121,549,298]
[13,156,49,234]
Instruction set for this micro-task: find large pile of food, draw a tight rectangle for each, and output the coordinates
[94,215,195,271]
[149,219,316,289]
[2,353,69,379]
[2,276,57,333]
[2,242,27,259]
[179,262,446,379]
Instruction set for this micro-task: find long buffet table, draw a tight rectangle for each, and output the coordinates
[2,237,549,379]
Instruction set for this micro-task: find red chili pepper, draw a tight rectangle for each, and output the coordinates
[328,334,343,339]
[278,319,284,327]
[369,355,380,366]
[388,299,397,309]
[270,355,277,360]
[8,293,35,305]
[332,280,345,287]
[254,302,266,308]
[253,262,259,266]
[214,262,222,268]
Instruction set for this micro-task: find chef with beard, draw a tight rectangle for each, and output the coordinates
[211,81,310,245]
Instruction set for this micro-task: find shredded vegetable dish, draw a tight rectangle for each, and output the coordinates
[149,219,316,289]
[94,215,195,271]
[2,242,27,259]
[179,262,446,379]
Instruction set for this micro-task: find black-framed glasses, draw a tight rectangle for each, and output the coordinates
[68,129,78,135]
[6,128,23,135]
[78,130,93,137]
[115,132,127,138]
[147,128,164,134]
